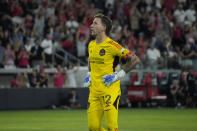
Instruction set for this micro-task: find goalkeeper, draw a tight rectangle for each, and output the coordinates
[84,13,140,131]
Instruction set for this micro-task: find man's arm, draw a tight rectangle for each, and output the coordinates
[102,52,140,87]
[120,53,140,73]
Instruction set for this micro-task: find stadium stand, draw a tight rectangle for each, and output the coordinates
[0,0,197,108]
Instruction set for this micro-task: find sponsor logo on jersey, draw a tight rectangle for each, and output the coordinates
[89,57,104,64]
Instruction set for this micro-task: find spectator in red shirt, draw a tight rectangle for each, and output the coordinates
[137,33,147,54]
[172,22,184,48]
[77,20,90,37]
[11,73,26,88]
[163,0,178,13]
[17,46,30,68]
[53,65,66,88]
[61,36,73,53]
[11,1,23,17]
[24,14,33,34]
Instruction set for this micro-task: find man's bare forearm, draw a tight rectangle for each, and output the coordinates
[121,54,140,73]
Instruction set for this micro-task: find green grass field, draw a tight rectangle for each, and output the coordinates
[0,108,197,131]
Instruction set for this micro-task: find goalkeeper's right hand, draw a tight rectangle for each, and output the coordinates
[84,72,91,87]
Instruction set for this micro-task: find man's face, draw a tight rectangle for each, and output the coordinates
[90,18,105,36]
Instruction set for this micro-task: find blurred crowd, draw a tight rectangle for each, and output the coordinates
[1,0,197,109]
[11,64,79,88]
[0,0,197,70]
[130,66,197,108]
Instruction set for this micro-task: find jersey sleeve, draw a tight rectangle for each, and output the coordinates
[109,41,133,58]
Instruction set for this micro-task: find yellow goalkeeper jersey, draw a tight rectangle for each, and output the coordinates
[88,37,131,96]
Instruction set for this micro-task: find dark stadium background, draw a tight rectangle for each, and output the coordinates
[0,0,197,130]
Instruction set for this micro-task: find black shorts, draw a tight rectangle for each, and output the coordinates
[45,53,52,63]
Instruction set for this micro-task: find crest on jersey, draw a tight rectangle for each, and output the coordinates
[99,49,105,56]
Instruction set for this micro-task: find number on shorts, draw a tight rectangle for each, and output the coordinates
[102,95,111,104]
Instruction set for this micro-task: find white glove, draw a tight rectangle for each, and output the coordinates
[102,69,126,87]
[84,72,91,87]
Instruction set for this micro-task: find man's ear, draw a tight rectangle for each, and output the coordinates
[102,25,106,33]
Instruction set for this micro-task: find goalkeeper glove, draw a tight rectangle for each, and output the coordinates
[102,69,126,87]
[84,72,91,87]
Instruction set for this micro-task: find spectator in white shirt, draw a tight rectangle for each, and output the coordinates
[173,4,185,24]
[65,64,79,88]
[24,40,32,53]
[41,34,53,67]
[46,2,55,19]
[76,30,88,63]
[33,14,45,39]
[66,15,79,34]
[146,43,161,69]
[155,0,162,10]
[185,5,196,25]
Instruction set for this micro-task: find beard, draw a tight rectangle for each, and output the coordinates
[90,31,97,37]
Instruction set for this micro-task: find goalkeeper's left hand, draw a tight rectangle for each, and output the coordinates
[102,69,126,87]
